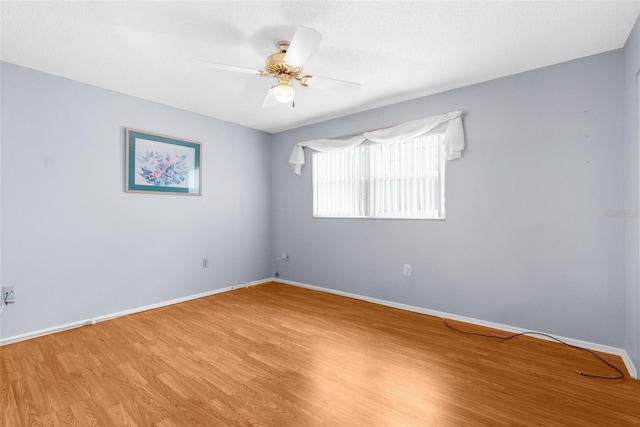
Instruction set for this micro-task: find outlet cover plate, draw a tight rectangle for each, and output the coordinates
[2,285,15,301]
[403,264,411,276]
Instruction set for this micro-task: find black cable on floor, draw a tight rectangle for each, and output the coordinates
[442,318,624,380]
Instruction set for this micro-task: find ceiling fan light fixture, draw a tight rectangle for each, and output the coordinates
[272,81,295,103]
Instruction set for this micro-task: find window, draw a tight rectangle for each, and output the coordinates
[312,133,445,219]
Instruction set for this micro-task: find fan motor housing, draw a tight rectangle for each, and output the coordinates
[265,42,299,76]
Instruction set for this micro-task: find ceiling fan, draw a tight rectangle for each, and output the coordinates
[199,27,361,107]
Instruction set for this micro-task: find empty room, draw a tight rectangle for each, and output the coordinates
[2,1,640,426]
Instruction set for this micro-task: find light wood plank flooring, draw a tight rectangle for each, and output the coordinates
[1,282,639,426]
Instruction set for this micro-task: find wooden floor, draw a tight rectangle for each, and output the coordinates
[1,282,639,426]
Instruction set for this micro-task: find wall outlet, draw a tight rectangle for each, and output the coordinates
[403,264,412,276]
[282,252,289,261]
[2,285,15,302]
[202,259,209,268]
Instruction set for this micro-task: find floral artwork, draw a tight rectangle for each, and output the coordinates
[135,139,192,187]
[126,129,201,195]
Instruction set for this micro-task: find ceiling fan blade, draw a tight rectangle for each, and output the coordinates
[303,75,361,93]
[284,27,322,68]
[262,88,279,108]
[196,60,262,75]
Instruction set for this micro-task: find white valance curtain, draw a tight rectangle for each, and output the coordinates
[288,111,465,175]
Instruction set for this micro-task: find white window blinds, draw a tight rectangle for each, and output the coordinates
[313,133,445,219]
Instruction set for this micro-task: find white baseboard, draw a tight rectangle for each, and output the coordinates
[621,351,638,379]
[0,279,268,346]
[274,277,639,380]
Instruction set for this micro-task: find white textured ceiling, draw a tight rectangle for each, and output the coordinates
[1,1,639,133]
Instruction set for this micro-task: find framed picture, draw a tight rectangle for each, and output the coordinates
[125,128,202,195]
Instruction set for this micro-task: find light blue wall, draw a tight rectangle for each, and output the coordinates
[624,17,640,373]
[0,62,272,339]
[1,33,636,363]
[271,50,626,347]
